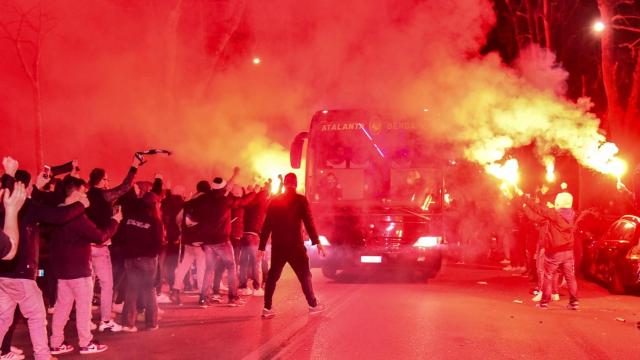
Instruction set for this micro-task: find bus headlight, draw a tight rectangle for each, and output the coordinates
[413,236,441,248]
[307,235,331,246]
[319,235,330,246]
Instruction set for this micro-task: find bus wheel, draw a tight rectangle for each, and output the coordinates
[322,265,339,279]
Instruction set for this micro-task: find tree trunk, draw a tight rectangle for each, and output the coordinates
[542,0,552,49]
[33,83,43,170]
[623,50,640,132]
[597,0,624,137]
[525,0,539,44]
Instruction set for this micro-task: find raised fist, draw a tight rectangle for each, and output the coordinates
[2,157,18,177]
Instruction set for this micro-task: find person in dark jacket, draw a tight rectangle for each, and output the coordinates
[170,182,209,305]
[49,177,121,355]
[86,156,142,331]
[198,168,255,307]
[258,173,326,319]
[119,192,164,331]
[0,165,86,360]
[160,185,184,298]
[522,194,578,310]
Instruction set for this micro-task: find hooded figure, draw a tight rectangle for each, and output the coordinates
[521,191,578,310]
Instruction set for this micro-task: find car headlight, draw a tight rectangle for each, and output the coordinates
[627,245,640,260]
[413,236,441,248]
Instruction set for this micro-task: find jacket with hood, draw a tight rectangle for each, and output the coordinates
[522,197,575,253]
[0,176,85,280]
[50,212,119,279]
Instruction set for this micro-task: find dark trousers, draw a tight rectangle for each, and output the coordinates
[164,246,179,290]
[264,247,317,310]
[123,257,158,328]
[111,247,127,304]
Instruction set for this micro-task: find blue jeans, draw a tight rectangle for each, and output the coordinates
[201,242,238,300]
[239,234,260,290]
[541,250,578,306]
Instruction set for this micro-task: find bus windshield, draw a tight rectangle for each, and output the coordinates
[309,119,445,210]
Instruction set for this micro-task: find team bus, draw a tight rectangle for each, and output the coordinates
[290,109,451,280]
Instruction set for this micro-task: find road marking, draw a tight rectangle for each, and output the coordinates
[241,282,364,360]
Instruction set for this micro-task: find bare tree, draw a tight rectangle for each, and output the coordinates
[0,1,54,169]
[597,0,640,138]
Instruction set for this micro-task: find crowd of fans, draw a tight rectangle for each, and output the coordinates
[0,154,325,359]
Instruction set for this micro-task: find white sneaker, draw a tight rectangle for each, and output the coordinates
[552,293,560,301]
[9,347,22,355]
[502,265,514,271]
[156,293,171,304]
[309,303,326,315]
[532,293,542,302]
[239,288,253,296]
[50,342,74,355]
[0,351,24,360]
[121,326,138,333]
[99,320,122,332]
[79,341,107,354]
[499,259,511,265]
[261,308,275,319]
[253,288,265,297]
[112,303,123,314]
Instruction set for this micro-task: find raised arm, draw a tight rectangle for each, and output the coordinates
[78,216,120,245]
[103,164,139,203]
[1,183,27,260]
[522,196,571,231]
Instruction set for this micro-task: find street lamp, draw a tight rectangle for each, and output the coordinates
[593,20,605,33]
[252,57,261,65]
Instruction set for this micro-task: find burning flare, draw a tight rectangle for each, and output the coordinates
[543,156,556,183]
[486,158,522,198]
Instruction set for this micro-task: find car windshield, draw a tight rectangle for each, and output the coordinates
[603,219,637,242]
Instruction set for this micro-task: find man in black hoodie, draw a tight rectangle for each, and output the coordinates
[0,162,86,360]
[86,156,142,332]
[49,177,121,355]
[258,173,326,319]
[119,192,164,331]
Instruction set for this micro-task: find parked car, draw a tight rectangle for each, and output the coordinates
[583,215,640,294]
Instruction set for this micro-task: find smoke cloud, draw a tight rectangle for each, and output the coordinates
[1,0,619,259]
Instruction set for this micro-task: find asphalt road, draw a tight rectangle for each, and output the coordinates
[8,264,640,359]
